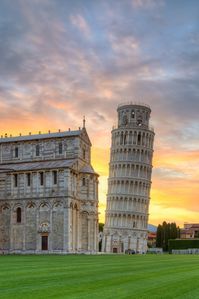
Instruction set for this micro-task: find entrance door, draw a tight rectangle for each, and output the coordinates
[113,247,118,253]
[41,236,48,250]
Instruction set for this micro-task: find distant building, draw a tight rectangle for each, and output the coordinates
[180,223,199,239]
[147,232,156,248]
[0,125,99,253]
[102,103,155,253]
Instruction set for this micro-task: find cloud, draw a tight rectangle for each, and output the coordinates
[70,14,91,38]
[132,0,164,9]
[0,0,199,224]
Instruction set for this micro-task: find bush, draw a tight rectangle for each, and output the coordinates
[168,239,199,253]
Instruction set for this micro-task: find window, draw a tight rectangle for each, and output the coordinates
[40,172,44,186]
[27,173,31,186]
[15,147,18,158]
[58,142,63,154]
[53,171,57,185]
[14,174,18,187]
[82,177,86,186]
[83,149,86,159]
[120,132,124,145]
[137,133,141,145]
[17,207,21,223]
[131,110,135,118]
[36,144,40,156]
[124,132,127,145]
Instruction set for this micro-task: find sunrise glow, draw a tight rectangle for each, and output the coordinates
[1,0,199,227]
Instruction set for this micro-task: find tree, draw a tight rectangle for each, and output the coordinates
[194,230,199,238]
[156,224,162,248]
[156,221,179,251]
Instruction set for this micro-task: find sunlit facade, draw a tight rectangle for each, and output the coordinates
[103,103,154,253]
[0,127,99,253]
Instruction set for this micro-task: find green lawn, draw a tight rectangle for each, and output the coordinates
[0,254,198,299]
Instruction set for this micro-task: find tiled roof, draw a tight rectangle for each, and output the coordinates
[0,159,75,172]
[0,130,81,143]
[80,165,99,175]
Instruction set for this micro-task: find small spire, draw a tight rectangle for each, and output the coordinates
[83,115,86,128]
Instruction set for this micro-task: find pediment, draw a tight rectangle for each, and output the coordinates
[80,128,92,146]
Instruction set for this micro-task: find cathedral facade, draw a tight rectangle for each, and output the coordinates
[0,126,99,253]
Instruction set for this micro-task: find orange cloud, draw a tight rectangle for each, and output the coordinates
[92,144,199,227]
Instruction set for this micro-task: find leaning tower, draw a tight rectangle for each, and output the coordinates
[102,103,155,253]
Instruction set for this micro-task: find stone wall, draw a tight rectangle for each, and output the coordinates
[0,128,99,253]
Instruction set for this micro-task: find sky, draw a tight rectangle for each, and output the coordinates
[0,0,199,227]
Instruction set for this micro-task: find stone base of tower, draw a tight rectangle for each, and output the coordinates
[102,229,148,254]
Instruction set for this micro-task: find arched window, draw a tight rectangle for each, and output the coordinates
[17,207,21,223]
[53,171,57,185]
[27,173,31,186]
[137,133,141,145]
[124,132,127,145]
[14,174,18,187]
[120,132,124,145]
[15,147,19,158]
[58,142,63,154]
[36,144,40,156]
[82,177,86,186]
[40,172,44,185]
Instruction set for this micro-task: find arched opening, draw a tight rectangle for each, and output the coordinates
[120,132,124,145]
[15,147,19,158]
[36,144,40,156]
[137,133,141,145]
[16,207,21,223]
[58,142,63,154]
[124,132,127,145]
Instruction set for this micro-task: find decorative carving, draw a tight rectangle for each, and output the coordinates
[38,222,50,233]
[39,202,49,210]
[27,202,36,209]
[53,201,63,209]
[2,204,10,210]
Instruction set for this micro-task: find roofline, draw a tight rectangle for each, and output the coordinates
[117,102,151,111]
[0,158,76,172]
[80,169,99,176]
[80,127,92,146]
[0,130,82,144]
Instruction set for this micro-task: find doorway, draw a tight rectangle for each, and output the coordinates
[113,247,118,253]
[41,235,48,250]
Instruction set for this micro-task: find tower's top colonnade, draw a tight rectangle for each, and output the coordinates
[117,102,152,130]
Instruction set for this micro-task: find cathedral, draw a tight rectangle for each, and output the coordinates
[0,123,99,253]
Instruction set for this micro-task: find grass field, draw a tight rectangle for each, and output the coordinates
[0,254,199,299]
